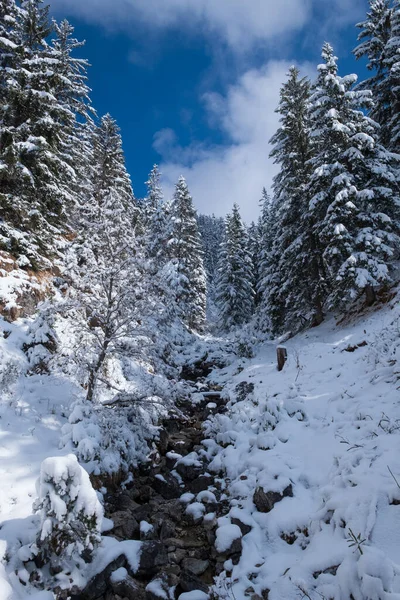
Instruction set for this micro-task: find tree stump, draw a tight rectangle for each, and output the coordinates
[277,346,287,371]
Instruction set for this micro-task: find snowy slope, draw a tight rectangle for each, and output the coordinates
[0,318,81,599]
[203,293,400,600]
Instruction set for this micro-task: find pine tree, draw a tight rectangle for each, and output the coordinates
[91,114,136,215]
[143,164,163,228]
[0,2,92,267]
[307,43,399,309]
[386,0,400,150]
[247,220,261,305]
[197,213,225,287]
[260,68,315,333]
[257,188,279,332]
[169,176,207,331]
[215,204,254,330]
[354,0,398,149]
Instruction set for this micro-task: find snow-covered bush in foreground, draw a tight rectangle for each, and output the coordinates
[60,398,160,475]
[32,454,103,590]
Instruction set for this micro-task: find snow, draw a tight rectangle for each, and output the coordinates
[178,592,209,600]
[186,502,206,520]
[110,567,128,583]
[146,578,169,599]
[1,264,399,599]
[140,520,154,534]
[215,524,242,553]
[204,288,400,600]
[179,492,195,504]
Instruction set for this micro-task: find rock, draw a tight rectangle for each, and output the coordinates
[158,428,169,455]
[133,503,153,522]
[163,537,205,549]
[168,549,186,564]
[152,474,181,500]
[158,518,176,540]
[146,574,180,600]
[113,492,140,512]
[188,475,213,494]
[137,541,168,577]
[253,485,293,513]
[163,418,181,435]
[176,458,204,482]
[76,554,127,599]
[181,558,210,576]
[168,434,193,454]
[231,517,252,536]
[111,573,145,600]
[110,511,140,540]
[178,570,209,594]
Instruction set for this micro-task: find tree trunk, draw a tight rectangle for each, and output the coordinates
[365,285,376,306]
[277,346,287,371]
[86,342,109,401]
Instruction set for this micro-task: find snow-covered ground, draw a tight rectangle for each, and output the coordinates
[0,317,81,599]
[1,290,399,599]
[200,292,400,599]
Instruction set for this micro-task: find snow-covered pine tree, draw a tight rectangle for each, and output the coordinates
[197,213,225,287]
[50,19,94,205]
[91,114,137,220]
[197,213,225,325]
[215,204,254,330]
[386,0,400,151]
[143,164,163,228]
[259,67,314,333]
[247,220,261,305]
[169,176,207,331]
[354,0,397,149]
[256,188,279,332]
[307,43,399,310]
[0,2,90,267]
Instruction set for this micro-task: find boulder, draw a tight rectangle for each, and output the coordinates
[181,558,210,576]
[253,485,293,513]
[188,475,213,494]
[110,572,145,600]
[178,570,209,593]
[231,517,252,536]
[137,541,168,577]
[110,511,140,540]
[152,473,181,500]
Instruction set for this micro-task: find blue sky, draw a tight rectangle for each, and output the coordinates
[52,0,369,221]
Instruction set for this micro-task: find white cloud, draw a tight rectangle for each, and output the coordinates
[54,0,311,51]
[54,0,365,52]
[155,61,314,222]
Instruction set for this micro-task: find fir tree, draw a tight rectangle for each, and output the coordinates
[354,0,397,149]
[91,114,136,217]
[257,188,279,332]
[197,213,225,287]
[169,176,207,331]
[386,0,400,150]
[260,67,315,333]
[0,2,91,267]
[143,164,163,228]
[307,43,399,309]
[215,204,254,330]
[247,220,261,305]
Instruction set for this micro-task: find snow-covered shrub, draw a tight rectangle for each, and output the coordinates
[24,303,58,374]
[33,454,103,589]
[60,398,159,475]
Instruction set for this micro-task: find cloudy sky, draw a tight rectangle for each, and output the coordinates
[52,0,369,221]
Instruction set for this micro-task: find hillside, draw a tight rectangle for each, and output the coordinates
[0,287,399,599]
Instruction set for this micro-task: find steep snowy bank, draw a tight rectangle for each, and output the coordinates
[201,293,400,599]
